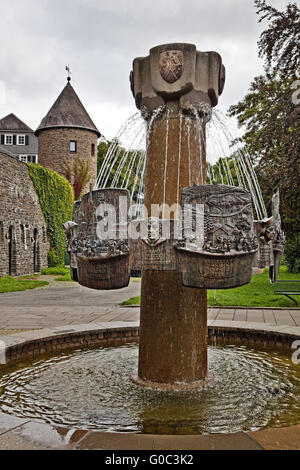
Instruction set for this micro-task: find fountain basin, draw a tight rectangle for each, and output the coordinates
[0,322,299,440]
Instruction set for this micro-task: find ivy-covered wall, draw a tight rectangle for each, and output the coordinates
[28,164,74,266]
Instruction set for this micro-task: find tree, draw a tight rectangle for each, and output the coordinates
[207,158,238,186]
[255,0,300,78]
[97,138,144,201]
[228,1,300,238]
[62,158,91,200]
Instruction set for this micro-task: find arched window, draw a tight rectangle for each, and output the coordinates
[8,226,16,276]
[20,224,25,244]
[33,229,40,273]
[0,222,4,244]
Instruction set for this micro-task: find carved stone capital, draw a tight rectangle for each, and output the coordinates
[130,43,225,120]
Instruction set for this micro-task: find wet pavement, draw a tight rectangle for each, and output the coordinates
[0,277,299,332]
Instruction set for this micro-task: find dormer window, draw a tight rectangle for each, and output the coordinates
[5,134,13,145]
[70,140,77,153]
[17,135,25,145]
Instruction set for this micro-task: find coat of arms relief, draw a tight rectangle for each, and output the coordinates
[159,50,184,83]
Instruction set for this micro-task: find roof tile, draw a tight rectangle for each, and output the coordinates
[0,113,33,132]
[35,81,100,137]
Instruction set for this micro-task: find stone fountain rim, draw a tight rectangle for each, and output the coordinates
[1,321,299,362]
[0,321,299,450]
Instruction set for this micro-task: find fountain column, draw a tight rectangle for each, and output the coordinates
[130,43,225,388]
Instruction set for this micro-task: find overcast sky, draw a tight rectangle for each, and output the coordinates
[0,0,290,142]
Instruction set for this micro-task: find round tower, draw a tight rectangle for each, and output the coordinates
[35,77,100,193]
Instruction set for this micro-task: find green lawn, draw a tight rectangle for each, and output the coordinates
[41,266,70,276]
[131,277,142,283]
[0,276,49,293]
[41,266,74,281]
[54,272,74,282]
[122,295,141,306]
[121,266,300,308]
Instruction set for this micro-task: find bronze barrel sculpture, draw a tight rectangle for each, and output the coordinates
[175,184,258,289]
[65,188,130,290]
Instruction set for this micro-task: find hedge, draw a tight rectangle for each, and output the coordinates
[285,234,300,274]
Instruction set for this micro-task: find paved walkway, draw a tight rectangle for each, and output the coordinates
[0,278,299,331]
[207,306,300,326]
[0,278,141,331]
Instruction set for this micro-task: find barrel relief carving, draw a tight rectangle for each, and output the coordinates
[176,184,258,289]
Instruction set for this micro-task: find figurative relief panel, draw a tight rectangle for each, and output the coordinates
[178,184,257,257]
[176,184,258,289]
[141,218,178,271]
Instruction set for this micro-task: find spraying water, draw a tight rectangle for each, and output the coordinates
[95,109,267,219]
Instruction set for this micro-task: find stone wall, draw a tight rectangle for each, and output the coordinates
[0,151,49,276]
[37,128,98,193]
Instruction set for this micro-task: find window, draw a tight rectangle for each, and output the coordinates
[91,143,95,156]
[20,225,25,244]
[70,141,77,153]
[5,134,13,145]
[17,135,25,145]
[19,155,38,163]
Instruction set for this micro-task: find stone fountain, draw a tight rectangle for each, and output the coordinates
[65,43,284,390]
[129,43,257,389]
[1,44,297,444]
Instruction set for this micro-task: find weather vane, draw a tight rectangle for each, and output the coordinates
[65,65,71,82]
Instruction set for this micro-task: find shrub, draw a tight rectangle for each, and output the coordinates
[47,248,59,267]
[285,234,300,273]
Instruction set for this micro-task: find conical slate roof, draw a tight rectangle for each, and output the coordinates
[0,113,33,132]
[35,80,100,137]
